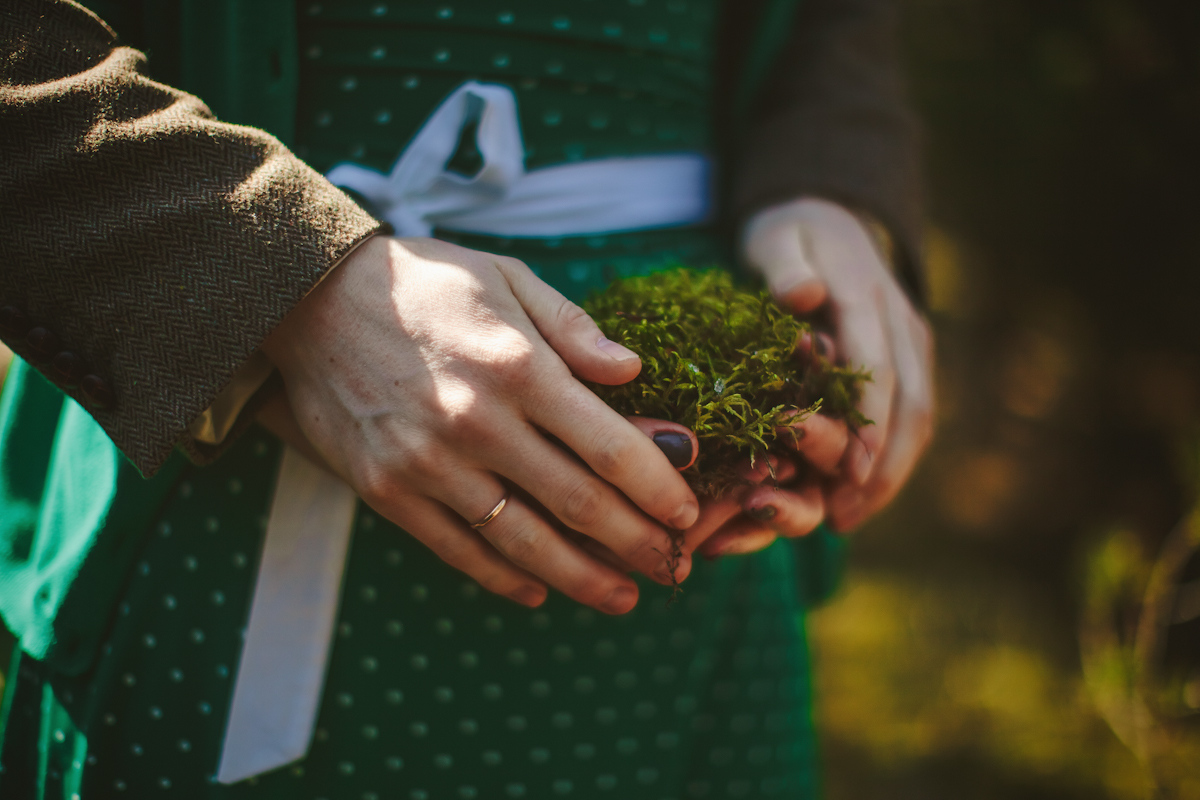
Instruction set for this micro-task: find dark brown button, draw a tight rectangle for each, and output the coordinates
[0,306,31,337]
[52,351,87,388]
[25,327,61,363]
[80,374,114,410]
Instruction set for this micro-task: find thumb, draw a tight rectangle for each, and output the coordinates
[494,256,642,385]
[743,214,829,314]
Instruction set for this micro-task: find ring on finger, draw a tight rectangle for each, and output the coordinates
[471,494,510,529]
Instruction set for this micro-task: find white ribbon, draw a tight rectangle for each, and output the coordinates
[217,447,357,784]
[326,81,712,237]
[219,81,713,784]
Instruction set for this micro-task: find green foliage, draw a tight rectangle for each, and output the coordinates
[582,268,870,498]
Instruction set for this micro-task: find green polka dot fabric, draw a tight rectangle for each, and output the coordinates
[291,0,732,299]
[0,2,825,797]
[2,432,818,798]
[293,0,717,173]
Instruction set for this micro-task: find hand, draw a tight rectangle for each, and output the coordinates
[741,198,935,532]
[681,398,851,558]
[260,237,700,613]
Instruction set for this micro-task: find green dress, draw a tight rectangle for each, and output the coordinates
[0,2,831,797]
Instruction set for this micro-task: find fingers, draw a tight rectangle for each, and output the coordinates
[742,483,824,537]
[700,484,824,559]
[739,453,798,485]
[378,494,550,608]
[386,470,642,614]
[795,330,837,365]
[528,381,700,532]
[699,522,778,559]
[624,417,698,470]
[680,491,748,553]
[777,412,849,476]
[494,256,642,386]
[487,422,693,585]
[743,207,829,313]
[829,305,934,531]
[835,284,896,486]
[476,494,641,614]
[492,256,701,538]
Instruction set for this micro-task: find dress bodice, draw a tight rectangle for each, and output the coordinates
[292,0,722,174]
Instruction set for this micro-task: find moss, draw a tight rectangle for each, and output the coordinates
[583,268,870,499]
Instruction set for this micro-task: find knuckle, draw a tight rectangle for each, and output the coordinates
[436,383,484,426]
[555,299,594,333]
[425,530,474,569]
[401,438,444,480]
[485,332,542,391]
[494,254,530,274]
[490,523,547,566]
[574,575,616,604]
[435,384,499,444]
[618,535,661,568]
[585,434,637,480]
[557,478,607,530]
[352,461,400,507]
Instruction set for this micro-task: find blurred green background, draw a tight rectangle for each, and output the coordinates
[809,1,1200,797]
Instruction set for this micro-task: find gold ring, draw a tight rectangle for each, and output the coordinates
[471,494,509,529]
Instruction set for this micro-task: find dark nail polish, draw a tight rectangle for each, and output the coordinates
[652,432,693,468]
[814,332,833,359]
[747,505,777,522]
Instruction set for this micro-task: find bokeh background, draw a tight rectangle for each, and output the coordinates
[810,1,1200,797]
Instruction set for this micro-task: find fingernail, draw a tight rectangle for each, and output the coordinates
[597,336,639,363]
[511,585,545,607]
[672,553,692,583]
[746,505,777,522]
[814,332,835,360]
[652,432,694,468]
[669,499,699,530]
[655,550,692,584]
[601,585,637,614]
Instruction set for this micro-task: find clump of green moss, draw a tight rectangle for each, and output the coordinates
[583,268,870,499]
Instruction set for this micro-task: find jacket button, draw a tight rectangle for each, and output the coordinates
[52,351,87,388]
[80,374,115,410]
[0,306,31,337]
[25,327,61,363]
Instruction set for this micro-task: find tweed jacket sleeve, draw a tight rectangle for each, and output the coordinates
[732,0,925,300]
[0,0,384,476]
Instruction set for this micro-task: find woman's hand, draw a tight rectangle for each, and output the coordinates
[742,198,935,532]
[259,237,700,614]
[681,406,851,558]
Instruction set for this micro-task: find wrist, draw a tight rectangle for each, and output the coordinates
[261,233,390,369]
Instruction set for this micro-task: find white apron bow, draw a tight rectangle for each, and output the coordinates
[217,81,712,784]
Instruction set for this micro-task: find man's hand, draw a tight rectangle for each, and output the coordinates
[741,198,935,532]
[260,237,700,613]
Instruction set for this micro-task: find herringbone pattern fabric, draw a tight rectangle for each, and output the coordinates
[0,0,382,475]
